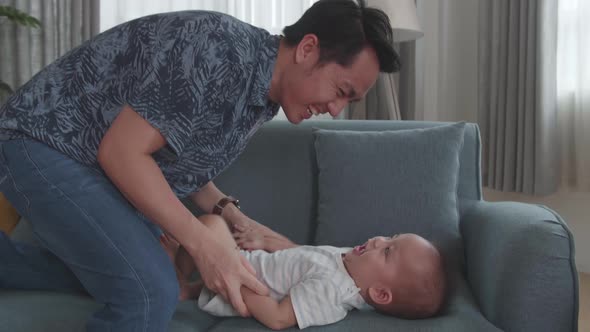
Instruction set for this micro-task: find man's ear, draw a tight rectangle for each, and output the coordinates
[295,33,319,64]
[368,285,393,306]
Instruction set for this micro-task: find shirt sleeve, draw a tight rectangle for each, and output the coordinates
[127,61,197,157]
[289,278,348,329]
[125,14,205,157]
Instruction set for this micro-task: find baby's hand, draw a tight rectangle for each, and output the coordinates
[232,224,265,251]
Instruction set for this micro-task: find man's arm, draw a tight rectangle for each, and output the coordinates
[189,181,240,220]
[241,287,297,331]
[99,106,205,255]
[190,182,296,246]
[99,106,267,316]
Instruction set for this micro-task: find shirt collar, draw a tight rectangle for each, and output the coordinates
[248,34,280,110]
[335,250,374,311]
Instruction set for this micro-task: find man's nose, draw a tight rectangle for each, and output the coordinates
[327,99,348,117]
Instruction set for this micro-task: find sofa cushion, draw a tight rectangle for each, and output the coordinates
[0,271,502,332]
[0,290,220,332]
[312,122,465,262]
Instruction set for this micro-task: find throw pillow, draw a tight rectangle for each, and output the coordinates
[313,122,465,259]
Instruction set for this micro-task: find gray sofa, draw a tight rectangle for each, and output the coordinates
[0,120,579,331]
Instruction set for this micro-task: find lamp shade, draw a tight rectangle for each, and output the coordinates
[368,0,423,42]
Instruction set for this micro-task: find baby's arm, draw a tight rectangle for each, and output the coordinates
[240,287,297,330]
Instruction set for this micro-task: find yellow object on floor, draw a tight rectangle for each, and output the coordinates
[0,192,19,234]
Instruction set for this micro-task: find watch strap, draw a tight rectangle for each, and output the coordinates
[213,196,240,215]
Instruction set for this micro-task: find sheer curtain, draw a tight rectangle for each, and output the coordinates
[100,0,318,120]
[557,0,590,191]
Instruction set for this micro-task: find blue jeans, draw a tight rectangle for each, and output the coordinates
[0,138,179,331]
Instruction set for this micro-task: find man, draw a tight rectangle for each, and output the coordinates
[0,0,399,330]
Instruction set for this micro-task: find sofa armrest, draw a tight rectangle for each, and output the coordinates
[460,201,579,332]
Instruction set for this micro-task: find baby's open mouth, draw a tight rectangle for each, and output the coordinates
[353,243,367,255]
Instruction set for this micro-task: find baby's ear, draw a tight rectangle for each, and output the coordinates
[368,285,393,306]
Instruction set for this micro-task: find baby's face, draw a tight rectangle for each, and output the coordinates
[342,233,436,290]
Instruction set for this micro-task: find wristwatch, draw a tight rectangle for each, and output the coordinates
[212,196,240,216]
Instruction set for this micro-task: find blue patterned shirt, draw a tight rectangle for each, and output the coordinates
[0,11,280,197]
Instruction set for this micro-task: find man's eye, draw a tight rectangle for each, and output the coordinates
[385,247,390,256]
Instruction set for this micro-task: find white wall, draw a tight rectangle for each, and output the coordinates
[416,0,589,273]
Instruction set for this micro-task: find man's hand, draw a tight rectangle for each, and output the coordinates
[188,230,268,317]
[224,211,262,233]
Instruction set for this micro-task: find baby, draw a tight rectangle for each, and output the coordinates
[161,215,446,330]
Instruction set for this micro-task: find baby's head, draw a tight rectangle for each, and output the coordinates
[342,233,446,319]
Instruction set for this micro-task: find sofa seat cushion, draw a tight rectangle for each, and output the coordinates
[208,310,499,332]
[0,290,220,332]
[0,272,499,332]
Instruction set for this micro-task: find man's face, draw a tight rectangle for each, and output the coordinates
[342,234,436,290]
[279,35,380,124]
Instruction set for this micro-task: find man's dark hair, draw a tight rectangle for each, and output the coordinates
[282,0,400,73]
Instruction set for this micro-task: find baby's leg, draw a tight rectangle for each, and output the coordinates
[159,233,195,280]
[199,214,240,249]
[158,232,197,280]
[157,234,199,300]
[179,279,204,301]
[159,233,179,261]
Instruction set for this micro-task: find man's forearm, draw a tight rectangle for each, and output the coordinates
[191,182,298,253]
[98,106,209,253]
[190,181,240,217]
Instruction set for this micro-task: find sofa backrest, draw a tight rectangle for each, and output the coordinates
[189,120,482,245]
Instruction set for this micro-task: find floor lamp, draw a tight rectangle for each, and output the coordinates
[366,0,423,120]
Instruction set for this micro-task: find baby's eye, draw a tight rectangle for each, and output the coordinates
[338,88,345,97]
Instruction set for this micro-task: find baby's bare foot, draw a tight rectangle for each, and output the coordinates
[232,224,265,251]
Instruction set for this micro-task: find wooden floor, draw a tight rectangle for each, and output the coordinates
[581,273,589,332]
